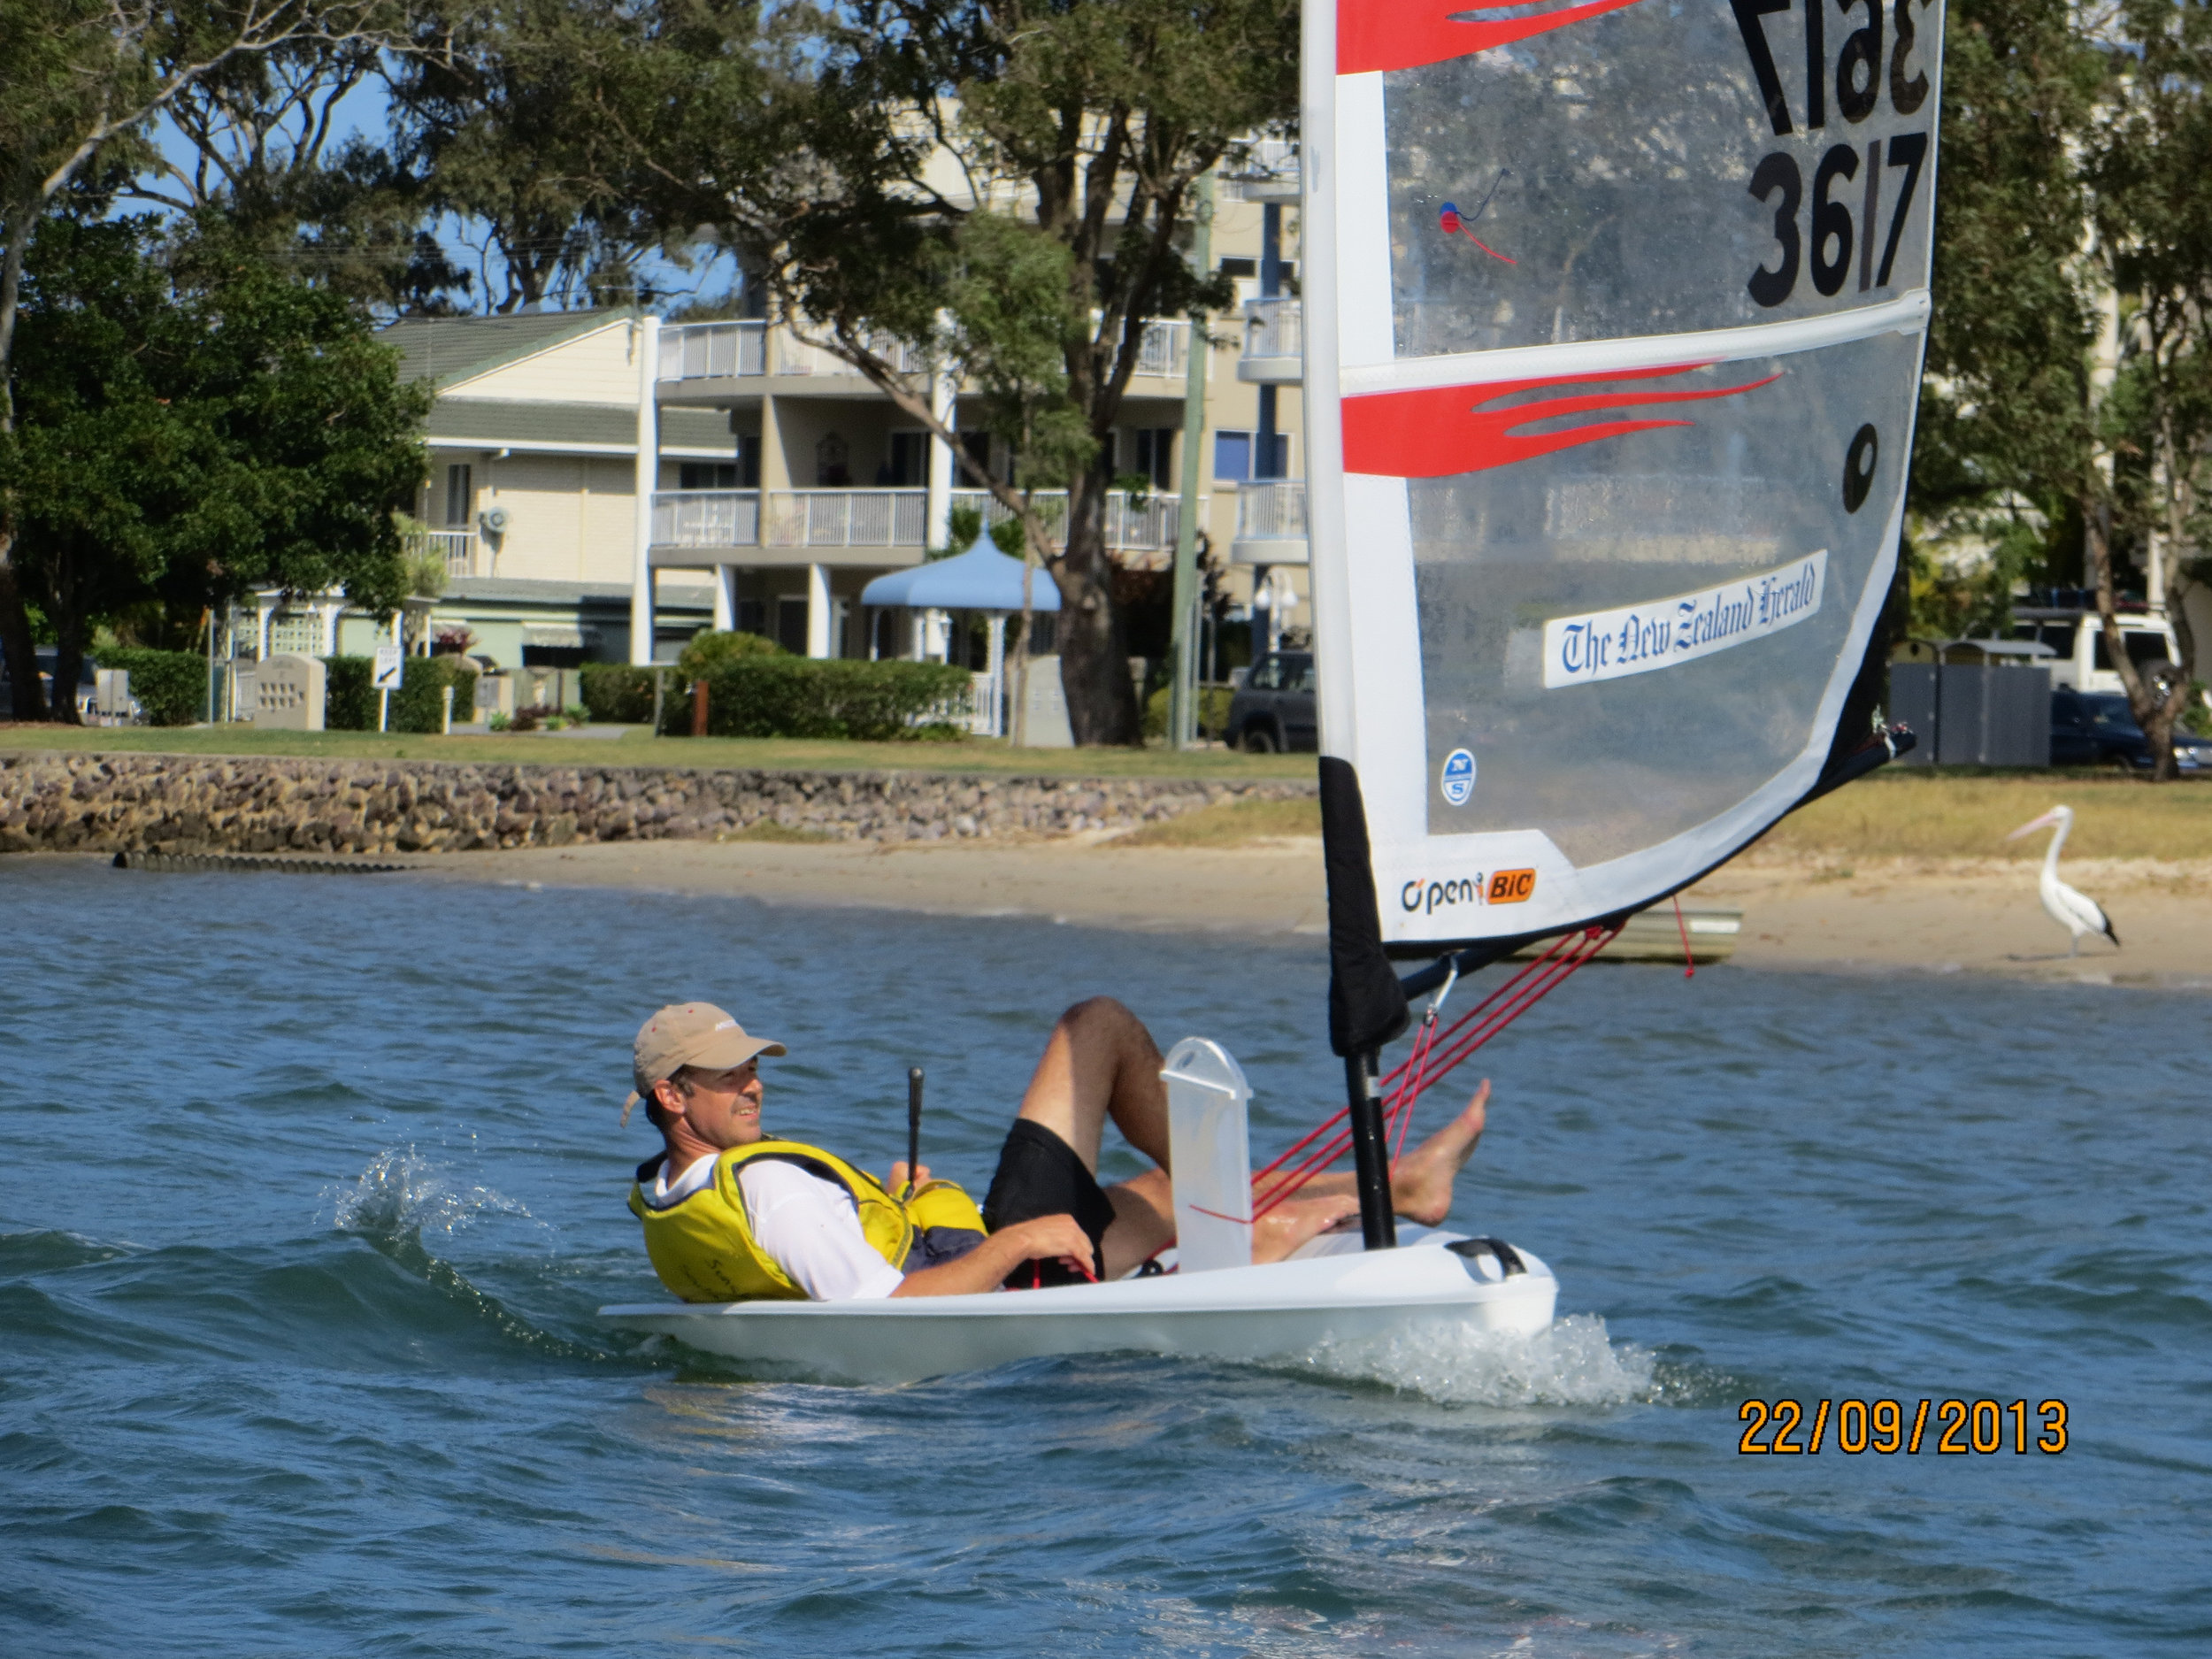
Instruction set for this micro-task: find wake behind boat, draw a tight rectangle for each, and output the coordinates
[603,0,1943,1380]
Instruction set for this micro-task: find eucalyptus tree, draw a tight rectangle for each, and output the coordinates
[593,0,1295,743]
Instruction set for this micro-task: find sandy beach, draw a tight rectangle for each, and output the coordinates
[420,834,2212,989]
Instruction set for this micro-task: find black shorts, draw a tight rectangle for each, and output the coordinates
[980,1119,1116,1287]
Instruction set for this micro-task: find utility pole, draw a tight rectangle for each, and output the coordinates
[1169,169,1217,749]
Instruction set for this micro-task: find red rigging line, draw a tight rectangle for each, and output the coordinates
[1248,923,1624,1226]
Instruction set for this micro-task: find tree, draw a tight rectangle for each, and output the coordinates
[589,0,1294,743]
[0,0,423,716]
[0,215,430,719]
[1913,0,2212,776]
[2084,0,2212,776]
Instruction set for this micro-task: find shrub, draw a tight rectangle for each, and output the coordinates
[676,629,780,680]
[396,654,475,733]
[322,654,473,732]
[580,663,659,723]
[1142,683,1233,741]
[325,656,375,729]
[672,657,974,740]
[93,647,205,726]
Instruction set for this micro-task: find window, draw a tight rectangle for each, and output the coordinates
[1244,654,1281,690]
[1133,428,1176,488]
[1218,257,1256,279]
[443,464,472,526]
[777,597,810,655]
[815,433,851,488]
[2090,628,2174,672]
[887,431,930,488]
[1215,431,1252,482]
[679,463,741,489]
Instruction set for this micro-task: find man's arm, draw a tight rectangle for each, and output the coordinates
[888,1214,1098,1298]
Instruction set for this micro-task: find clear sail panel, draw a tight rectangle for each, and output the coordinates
[1381,0,1941,357]
[1401,331,1916,861]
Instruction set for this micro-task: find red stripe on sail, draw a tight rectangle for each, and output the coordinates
[1341,363,1780,478]
[1339,0,1653,77]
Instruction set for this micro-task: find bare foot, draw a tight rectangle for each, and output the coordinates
[1388,1080,1490,1225]
[1251,1191,1363,1264]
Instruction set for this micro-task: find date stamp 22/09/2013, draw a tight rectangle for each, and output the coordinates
[1737,1399,2069,1455]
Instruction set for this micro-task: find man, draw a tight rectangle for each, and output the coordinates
[625,995,1494,1302]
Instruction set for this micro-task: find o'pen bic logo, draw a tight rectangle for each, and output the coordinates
[1440,749,1477,805]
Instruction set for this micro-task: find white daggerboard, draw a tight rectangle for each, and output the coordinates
[1162,1038,1254,1273]
[1303,0,1947,949]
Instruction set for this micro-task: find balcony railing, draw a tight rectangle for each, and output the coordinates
[1242,297,1302,363]
[408,528,483,579]
[1131,319,1190,378]
[950,488,1186,552]
[657,319,1187,383]
[652,488,1189,553]
[1233,480,1307,540]
[653,490,762,548]
[658,320,766,380]
[652,489,926,549]
[657,319,926,381]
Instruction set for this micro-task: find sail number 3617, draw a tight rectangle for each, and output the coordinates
[1732,0,1935,305]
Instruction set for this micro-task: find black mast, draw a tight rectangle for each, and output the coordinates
[1319,757,1410,1249]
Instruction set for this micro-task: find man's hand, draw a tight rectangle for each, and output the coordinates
[887,1161,933,1193]
[888,1211,1098,1298]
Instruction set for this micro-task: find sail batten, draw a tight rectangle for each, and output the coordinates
[1305,0,1946,949]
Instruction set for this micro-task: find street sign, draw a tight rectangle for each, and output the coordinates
[373,645,403,690]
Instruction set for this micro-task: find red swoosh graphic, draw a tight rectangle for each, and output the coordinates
[1340,0,1654,76]
[1342,362,1781,478]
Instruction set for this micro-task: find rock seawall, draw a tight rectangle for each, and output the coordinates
[0,752,1314,856]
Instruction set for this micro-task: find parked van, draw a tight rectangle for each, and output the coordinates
[2010,603,2180,695]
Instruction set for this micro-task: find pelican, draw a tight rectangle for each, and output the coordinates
[2008,805,2119,956]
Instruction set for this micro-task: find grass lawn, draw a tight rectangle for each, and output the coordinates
[1096,768,2212,860]
[0,724,1314,783]
[1763,768,2212,863]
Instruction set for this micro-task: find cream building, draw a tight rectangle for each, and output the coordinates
[250,152,1312,678]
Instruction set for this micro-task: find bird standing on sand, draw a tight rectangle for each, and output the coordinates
[2008,805,2119,956]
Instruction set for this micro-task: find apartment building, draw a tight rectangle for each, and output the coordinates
[246,157,1311,676]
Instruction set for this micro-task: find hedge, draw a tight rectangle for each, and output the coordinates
[322,654,476,733]
[672,657,975,740]
[580,663,658,724]
[94,648,206,726]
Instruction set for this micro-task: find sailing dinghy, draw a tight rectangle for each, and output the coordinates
[603,0,1943,1382]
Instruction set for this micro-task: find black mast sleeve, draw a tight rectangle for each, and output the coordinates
[1320,757,1411,1057]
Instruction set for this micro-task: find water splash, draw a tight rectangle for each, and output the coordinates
[1291,1313,1656,1408]
[325,1147,538,1241]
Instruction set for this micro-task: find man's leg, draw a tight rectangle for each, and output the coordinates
[987,998,1178,1280]
[1256,1081,1490,1228]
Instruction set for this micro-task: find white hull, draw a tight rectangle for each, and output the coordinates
[599,1236,1556,1384]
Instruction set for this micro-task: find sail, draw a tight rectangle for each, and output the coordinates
[1302,0,1945,957]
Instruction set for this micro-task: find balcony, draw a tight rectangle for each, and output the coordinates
[656,320,926,387]
[651,489,926,557]
[657,319,1189,388]
[1238,298,1302,383]
[649,487,1190,560]
[1229,480,1307,565]
[408,528,486,580]
[950,488,1186,553]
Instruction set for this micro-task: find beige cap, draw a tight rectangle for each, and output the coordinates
[622,1002,786,1125]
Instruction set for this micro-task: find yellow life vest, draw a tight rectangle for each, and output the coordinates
[626,1137,987,1303]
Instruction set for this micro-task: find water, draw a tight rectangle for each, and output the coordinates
[2,856,2205,1656]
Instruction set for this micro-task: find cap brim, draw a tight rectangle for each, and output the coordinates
[689,1031,787,1070]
